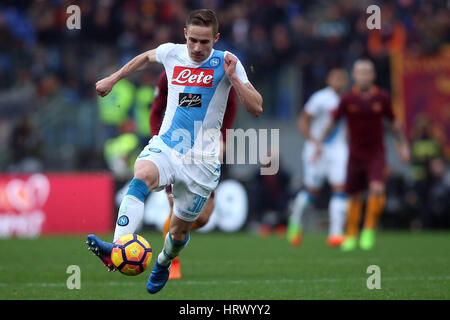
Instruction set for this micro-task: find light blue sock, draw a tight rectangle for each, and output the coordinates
[329,192,348,236]
[289,190,313,227]
[157,233,190,266]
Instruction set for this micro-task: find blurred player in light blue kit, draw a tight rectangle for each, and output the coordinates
[287,68,349,247]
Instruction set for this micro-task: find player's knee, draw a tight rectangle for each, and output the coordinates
[331,185,345,194]
[170,229,189,243]
[349,193,363,202]
[169,220,190,243]
[134,166,158,190]
[369,182,385,196]
[307,188,320,199]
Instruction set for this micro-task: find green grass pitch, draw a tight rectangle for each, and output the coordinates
[0,231,449,299]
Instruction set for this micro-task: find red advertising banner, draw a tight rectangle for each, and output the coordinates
[0,173,114,237]
[391,45,450,157]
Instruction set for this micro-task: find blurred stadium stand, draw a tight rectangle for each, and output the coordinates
[0,0,449,231]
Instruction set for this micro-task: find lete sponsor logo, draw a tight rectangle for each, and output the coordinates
[0,174,49,237]
[172,66,214,87]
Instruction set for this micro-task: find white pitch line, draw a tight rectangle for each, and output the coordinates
[0,275,449,288]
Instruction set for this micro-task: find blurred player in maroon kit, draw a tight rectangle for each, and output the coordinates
[318,59,410,251]
[150,70,237,277]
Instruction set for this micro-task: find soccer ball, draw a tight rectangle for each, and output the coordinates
[111,234,152,276]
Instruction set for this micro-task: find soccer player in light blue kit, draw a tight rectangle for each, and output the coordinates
[287,69,349,247]
[88,9,263,294]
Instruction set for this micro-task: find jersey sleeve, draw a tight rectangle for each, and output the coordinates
[235,59,249,84]
[155,43,177,64]
[304,93,320,116]
[225,52,249,84]
[149,72,168,136]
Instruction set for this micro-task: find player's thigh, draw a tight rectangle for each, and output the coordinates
[368,152,387,195]
[135,136,175,190]
[345,159,368,196]
[172,182,211,223]
[166,185,174,208]
[196,196,214,227]
[133,160,160,190]
[171,160,218,228]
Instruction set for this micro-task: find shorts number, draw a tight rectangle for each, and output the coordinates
[187,195,208,213]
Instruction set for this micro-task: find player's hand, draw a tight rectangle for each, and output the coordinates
[96,76,115,97]
[224,53,237,80]
[398,143,410,164]
[311,140,322,163]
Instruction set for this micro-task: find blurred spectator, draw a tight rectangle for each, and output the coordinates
[97,78,136,139]
[248,152,291,236]
[406,117,450,229]
[408,157,450,229]
[410,116,443,182]
[134,72,155,145]
[2,0,448,101]
[103,119,140,183]
[8,114,43,173]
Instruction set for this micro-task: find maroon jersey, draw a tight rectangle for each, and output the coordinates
[333,86,394,160]
[149,71,238,142]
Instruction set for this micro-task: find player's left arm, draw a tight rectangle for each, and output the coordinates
[390,119,410,163]
[313,96,347,162]
[224,53,263,117]
[384,94,410,163]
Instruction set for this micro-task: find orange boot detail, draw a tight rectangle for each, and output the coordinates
[169,257,181,279]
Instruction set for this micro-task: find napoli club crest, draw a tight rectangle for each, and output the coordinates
[117,215,129,226]
[209,57,220,68]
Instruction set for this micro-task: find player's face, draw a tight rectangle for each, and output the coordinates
[352,62,375,90]
[328,70,348,94]
[185,25,219,62]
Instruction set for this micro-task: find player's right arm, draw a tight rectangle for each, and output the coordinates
[300,93,322,162]
[381,91,410,164]
[319,94,346,144]
[313,95,346,161]
[224,53,263,117]
[298,110,322,162]
[298,110,317,143]
[320,118,339,145]
[96,49,158,97]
